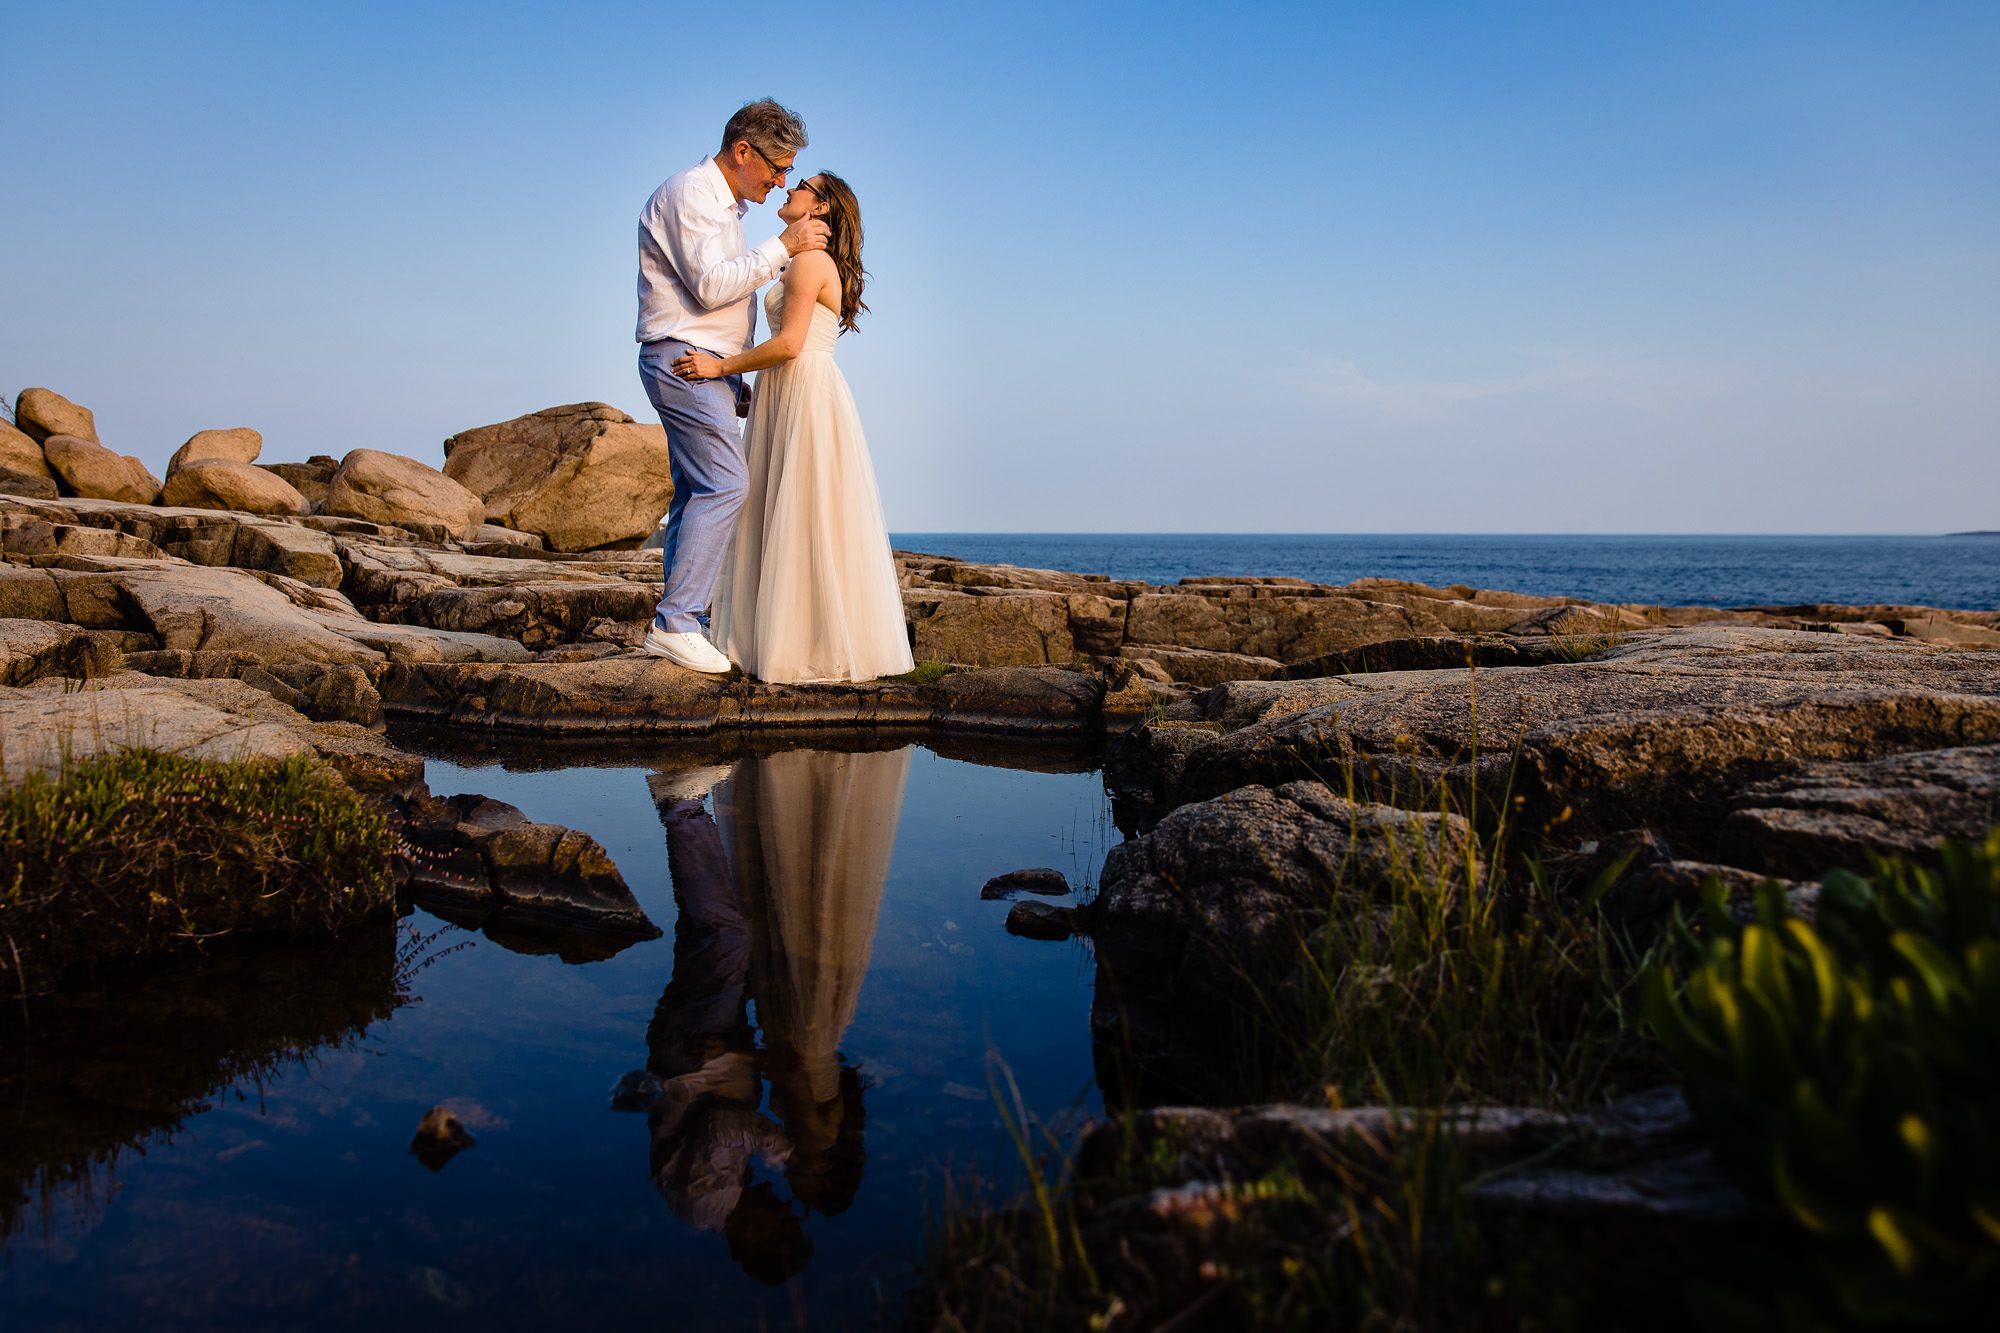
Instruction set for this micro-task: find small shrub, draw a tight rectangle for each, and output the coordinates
[1644,829,2000,1324]
[0,750,397,994]
[1547,609,1621,662]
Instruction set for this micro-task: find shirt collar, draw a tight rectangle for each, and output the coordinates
[700,155,750,218]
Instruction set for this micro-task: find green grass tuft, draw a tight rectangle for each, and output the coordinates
[0,750,397,995]
[896,660,965,685]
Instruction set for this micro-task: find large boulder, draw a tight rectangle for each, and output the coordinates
[42,435,162,504]
[0,419,54,482]
[1090,781,1478,1103]
[162,459,309,515]
[324,448,483,540]
[258,456,338,508]
[13,388,97,444]
[442,402,674,552]
[167,427,262,475]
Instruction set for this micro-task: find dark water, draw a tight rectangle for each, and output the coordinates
[0,736,1116,1330]
[892,533,2000,611]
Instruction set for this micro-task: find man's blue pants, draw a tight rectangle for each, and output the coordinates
[639,339,748,634]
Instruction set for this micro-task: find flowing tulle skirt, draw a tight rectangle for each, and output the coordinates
[712,345,914,684]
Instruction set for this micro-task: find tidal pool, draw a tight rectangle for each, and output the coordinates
[0,733,1118,1330]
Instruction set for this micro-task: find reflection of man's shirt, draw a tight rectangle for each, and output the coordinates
[649,1051,791,1232]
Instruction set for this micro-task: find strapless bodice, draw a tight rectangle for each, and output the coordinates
[764,285,839,355]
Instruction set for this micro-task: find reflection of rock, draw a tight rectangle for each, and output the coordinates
[0,922,403,1241]
[391,788,661,956]
[409,1105,477,1171]
[1004,900,1075,939]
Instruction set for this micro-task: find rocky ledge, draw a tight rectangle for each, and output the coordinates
[1089,623,1999,1100]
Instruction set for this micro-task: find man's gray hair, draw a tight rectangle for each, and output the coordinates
[720,99,808,160]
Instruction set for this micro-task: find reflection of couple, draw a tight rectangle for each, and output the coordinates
[636,98,913,686]
[640,748,908,1283]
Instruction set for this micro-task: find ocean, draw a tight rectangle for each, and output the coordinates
[889,534,2000,612]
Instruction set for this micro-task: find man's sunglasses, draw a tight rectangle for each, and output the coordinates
[748,142,793,180]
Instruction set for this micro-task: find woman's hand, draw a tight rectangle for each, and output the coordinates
[672,350,727,381]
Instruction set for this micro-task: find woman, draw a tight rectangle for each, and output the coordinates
[671,173,913,685]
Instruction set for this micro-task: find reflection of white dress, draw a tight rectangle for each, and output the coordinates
[717,747,911,1105]
[712,288,914,685]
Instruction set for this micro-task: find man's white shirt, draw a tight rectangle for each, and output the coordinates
[636,156,789,354]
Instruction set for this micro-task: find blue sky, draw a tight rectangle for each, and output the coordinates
[2,1,1994,533]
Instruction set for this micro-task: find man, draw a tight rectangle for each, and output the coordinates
[636,99,829,672]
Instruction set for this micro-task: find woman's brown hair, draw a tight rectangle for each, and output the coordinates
[809,172,869,334]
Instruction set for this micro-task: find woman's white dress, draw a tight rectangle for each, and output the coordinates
[712,287,914,684]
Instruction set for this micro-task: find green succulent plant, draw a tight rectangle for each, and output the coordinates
[1644,829,2000,1324]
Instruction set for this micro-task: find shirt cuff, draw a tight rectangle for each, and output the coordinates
[753,234,790,274]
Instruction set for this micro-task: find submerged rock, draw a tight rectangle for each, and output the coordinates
[409,1105,476,1171]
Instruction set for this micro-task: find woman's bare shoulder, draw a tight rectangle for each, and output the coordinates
[785,249,838,282]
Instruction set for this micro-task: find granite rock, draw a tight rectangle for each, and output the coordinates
[324,448,484,540]
[42,435,161,504]
[162,459,309,515]
[442,402,675,552]
[167,427,262,475]
[12,388,97,445]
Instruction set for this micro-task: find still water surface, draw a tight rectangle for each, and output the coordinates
[1,736,1116,1330]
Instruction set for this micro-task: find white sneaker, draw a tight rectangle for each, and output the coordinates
[646,763,738,804]
[642,625,733,674]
